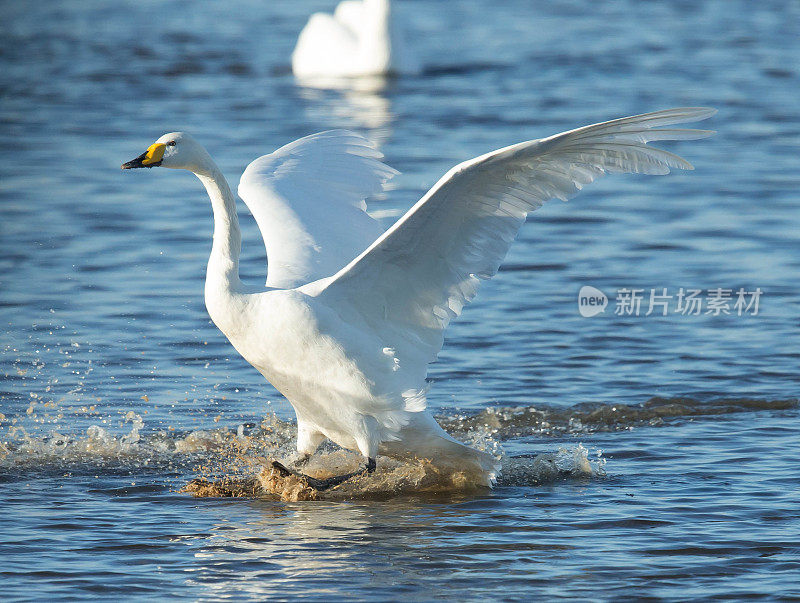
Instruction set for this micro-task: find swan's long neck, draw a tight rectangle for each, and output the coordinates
[361,0,393,69]
[195,163,242,298]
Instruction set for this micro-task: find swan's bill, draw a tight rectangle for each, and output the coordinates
[122,142,166,169]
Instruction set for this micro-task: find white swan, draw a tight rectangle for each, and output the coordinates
[122,108,714,488]
[292,0,420,80]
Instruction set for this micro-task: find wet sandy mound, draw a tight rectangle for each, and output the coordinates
[182,446,601,502]
[184,453,491,501]
[257,464,321,501]
[180,466,320,501]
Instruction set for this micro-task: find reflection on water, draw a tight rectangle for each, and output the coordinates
[187,502,402,598]
[295,73,394,95]
[295,76,394,145]
[185,494,564,600]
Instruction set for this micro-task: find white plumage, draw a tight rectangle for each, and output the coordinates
[122,108,714,486]
[238,131,393,289]
[292,0,420,80]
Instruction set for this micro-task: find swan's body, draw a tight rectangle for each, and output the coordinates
[123,108,714,486]
[292,0,420,79]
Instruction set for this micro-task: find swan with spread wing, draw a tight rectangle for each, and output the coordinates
[122,108,714,489]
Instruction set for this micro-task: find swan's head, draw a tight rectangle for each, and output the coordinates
[122,132,209,171]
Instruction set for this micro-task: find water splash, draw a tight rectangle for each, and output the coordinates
[439,397,799,440]
[1,396,790,498]
[181,442,605,501]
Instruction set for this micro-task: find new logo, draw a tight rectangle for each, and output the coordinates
[578,286,608,317]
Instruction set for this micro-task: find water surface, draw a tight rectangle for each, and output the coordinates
[1,0,799,599]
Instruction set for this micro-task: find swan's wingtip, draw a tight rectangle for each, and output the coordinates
[687,106,718,120]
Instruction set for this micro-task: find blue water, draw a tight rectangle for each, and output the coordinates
[1,0,799,599]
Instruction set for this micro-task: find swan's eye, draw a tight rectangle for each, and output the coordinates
[167,141,176,147]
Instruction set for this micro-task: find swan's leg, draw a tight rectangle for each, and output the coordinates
[271,433,377,491]
[272,422,322,476]
[285,451,311,468]
[285,423,324,468]
[271,458,372,491]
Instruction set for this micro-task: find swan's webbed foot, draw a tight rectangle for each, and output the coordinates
[271,457,376,492]
[285,451,311,469]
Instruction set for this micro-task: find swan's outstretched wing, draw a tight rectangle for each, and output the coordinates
[311,108,715,384]
[238,130,396,289]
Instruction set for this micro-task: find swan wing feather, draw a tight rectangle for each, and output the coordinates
[238,130,397,289]
[310,108,715,380]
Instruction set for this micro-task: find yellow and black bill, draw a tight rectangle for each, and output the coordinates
[121,142,166,169]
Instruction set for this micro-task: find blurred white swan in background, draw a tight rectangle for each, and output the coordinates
[292,0,420,81]
[122,108,714,489]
